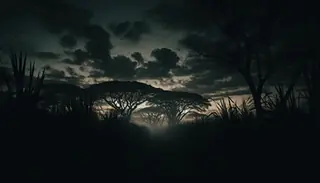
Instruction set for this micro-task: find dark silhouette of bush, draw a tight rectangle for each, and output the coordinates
[0,51,318,182]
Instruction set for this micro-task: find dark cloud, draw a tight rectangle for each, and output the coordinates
[63,49,89,65]
[135,48,180,79]
[59,34,77,48]
[73,49,90,64]
[26,0,113,67]
[148,0,291,32]
[83,24,113,61]
[44,65,66,80]
[172,52,237,79]
[1,0,114,74]
[123,21,151,41]
[109,21,131,36]
[87,48,182,80]
[132,21,151,34]
[0,0,27,20]
[79,66,88,72]
[44,65,85,86]
[136,62,171,79]
[179,33,221,57]
[109,21,151,41]
[34,0,93,35]
[151,48,179,69]
[65,67,78,77]
[61,25,113,67]
[148,0,298,93]
[61,58,74,64]
[131,52,144,64]
[32,52,60,60]
[123,29,140,41]
[89,55,137,80]
[107,55,137,79]
[146,1,188,30]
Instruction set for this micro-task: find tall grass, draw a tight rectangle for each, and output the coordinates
[211,97,254,122]
[261,84,306,120]
[210,85,307,124]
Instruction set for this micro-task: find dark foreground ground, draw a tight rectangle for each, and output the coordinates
[0,109,319,182]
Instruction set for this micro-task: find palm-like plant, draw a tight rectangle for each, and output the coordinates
[237,97,255,120]
[2,52,45,110]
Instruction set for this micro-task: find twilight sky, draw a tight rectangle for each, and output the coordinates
[2,0,300,103]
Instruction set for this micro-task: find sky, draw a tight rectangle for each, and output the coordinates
[0,0,268,107]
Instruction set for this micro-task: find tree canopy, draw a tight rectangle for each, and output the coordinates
[88,80,162,118]
[135,106,166,126]
[148,91,210,126]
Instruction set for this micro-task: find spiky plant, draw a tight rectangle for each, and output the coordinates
[236,97,255,120]
[210,96,255,123]
[4,52,45,110]
[211,97,240,121]
[262,84,302,118]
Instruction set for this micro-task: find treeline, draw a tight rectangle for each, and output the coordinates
[1,53,318,128]
[0,52,318,181]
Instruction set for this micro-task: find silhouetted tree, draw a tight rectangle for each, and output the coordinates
[136,106,166,126]
[286,18,320,116]
[148,91,210,126]
[88,80,162,119]
[194,5,283,118]
[150,0,306,118]
[301,60,319,116]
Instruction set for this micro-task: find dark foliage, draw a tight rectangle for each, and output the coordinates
[0,0,319,180]
[1,101,318,182]
[0,54,318,182]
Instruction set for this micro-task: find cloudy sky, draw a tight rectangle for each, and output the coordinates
[0,0,276,103]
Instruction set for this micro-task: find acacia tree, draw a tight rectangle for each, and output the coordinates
[88,80,162,119]
[136,106,166,126]
[148,91,210,126]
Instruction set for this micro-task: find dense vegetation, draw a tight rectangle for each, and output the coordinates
[0,51,318,181]
[0,0,318,181]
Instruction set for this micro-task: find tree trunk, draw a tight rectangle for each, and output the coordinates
[252,93,263,119]
[241,71,264,119]
[167,116,179,127]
